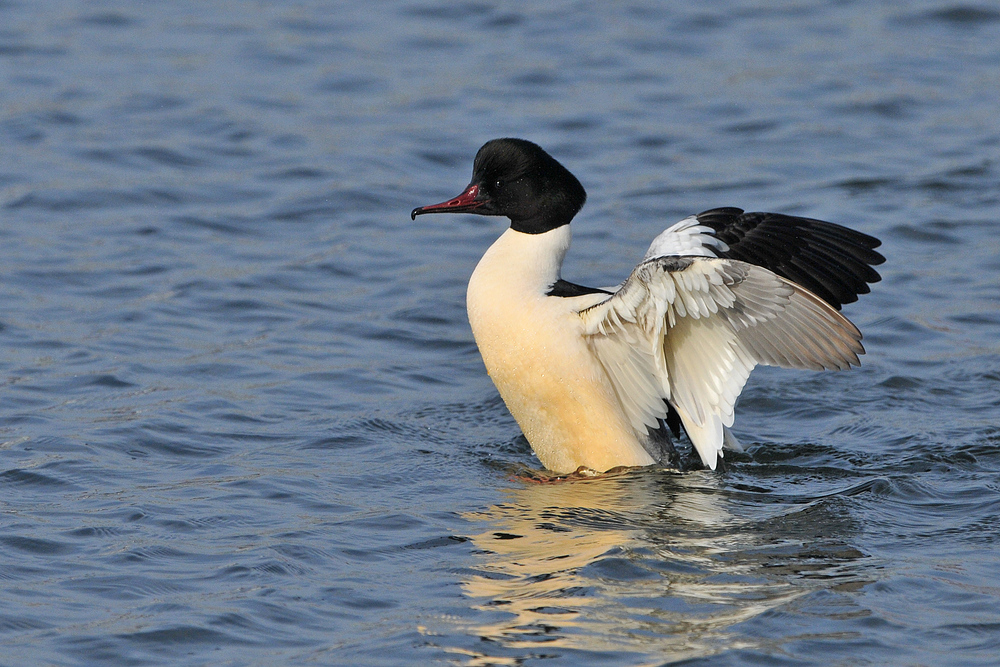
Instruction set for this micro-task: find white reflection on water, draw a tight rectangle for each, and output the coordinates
[448,468,866,664]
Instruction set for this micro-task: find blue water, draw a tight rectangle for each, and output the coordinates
[2,1,999,665]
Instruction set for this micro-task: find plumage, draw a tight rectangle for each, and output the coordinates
[412,138,883,473]
[694,207,883,310]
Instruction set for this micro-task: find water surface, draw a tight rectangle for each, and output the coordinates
[2,1,999,665]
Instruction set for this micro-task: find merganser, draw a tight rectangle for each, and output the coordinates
[411,138,883,473]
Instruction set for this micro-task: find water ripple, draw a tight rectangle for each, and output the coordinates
[0,1,998,665]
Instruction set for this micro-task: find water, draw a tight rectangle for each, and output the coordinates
[1,1,999,665]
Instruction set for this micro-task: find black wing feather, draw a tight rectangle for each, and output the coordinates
[546,279,612,298]
[696,207,885,310]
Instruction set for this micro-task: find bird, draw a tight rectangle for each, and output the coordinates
[411,138,883,473]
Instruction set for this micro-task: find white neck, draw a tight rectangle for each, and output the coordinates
[469,225,571,299]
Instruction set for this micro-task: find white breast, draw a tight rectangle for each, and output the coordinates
[466,227,657,472]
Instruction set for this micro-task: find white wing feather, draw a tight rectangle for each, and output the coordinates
[578,257,863,470]
[642,216,729,260]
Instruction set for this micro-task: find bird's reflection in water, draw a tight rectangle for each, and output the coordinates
[450,467,868,664]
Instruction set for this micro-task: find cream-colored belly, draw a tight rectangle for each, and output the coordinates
[467,273,655,473]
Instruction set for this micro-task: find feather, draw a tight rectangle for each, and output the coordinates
[579,257,864,469]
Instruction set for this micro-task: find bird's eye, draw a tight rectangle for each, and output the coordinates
[494,179,503,190]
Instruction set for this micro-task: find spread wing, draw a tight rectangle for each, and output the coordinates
[577,256,864,470]
[645,208,885,310]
